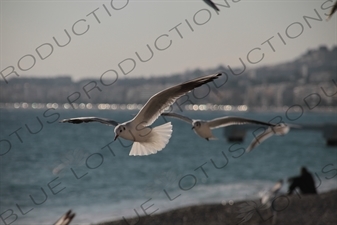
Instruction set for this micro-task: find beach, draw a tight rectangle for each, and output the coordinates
[97,189,337,225]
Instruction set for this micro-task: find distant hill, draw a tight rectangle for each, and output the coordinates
[1,46,336,108]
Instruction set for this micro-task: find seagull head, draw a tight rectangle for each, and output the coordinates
[192,121,201,130]
[114,124,126,141]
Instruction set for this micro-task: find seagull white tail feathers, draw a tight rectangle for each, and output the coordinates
[129,122,172,156]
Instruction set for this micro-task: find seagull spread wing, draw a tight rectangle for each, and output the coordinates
[328,1,337,19]
[54,210,75,225]
[246,127,275,152]
[270,180,283,193]
[203,0,220,11]
[60,117,118,126]
[131,73,221,127]
[207,116,274,129]
[161,112,193,124]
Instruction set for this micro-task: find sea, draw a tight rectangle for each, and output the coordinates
[0,108,336,225]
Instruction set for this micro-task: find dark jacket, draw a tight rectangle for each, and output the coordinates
[288,167,317,195]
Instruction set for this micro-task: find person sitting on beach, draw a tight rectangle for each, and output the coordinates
[287,166,317,195]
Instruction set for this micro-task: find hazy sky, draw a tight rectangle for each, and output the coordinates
[1,0,336,81]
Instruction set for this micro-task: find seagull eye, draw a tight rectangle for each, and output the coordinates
[119,129,122,133]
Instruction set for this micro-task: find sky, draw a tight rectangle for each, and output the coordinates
[1,0,336,81]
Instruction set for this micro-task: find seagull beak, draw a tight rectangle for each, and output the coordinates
[114,134,119,141]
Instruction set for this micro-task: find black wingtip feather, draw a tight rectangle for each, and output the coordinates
[54,210,75,225]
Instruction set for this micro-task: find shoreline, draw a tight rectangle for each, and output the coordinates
[1,103,337,113]
[96,189,337,225]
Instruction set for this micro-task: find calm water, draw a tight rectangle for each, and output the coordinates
[0,109,336,225]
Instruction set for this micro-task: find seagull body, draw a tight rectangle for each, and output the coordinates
[60,73,222,156]
[246,123,295,152]
[161,112,274,141]
[114,120,173,156]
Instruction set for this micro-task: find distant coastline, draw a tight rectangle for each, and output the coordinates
[1,102,337,113]
[1,46,336,109]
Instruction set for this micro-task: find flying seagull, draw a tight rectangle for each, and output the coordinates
[246,123,300,152]
[54,210,75,225]
[237,179,283,225]
[60,73,222,156]
[203,0,219,11]
[161,112,274,141]
[261,179,284,206]
[327,1,337,20]
[260,179,284,225]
